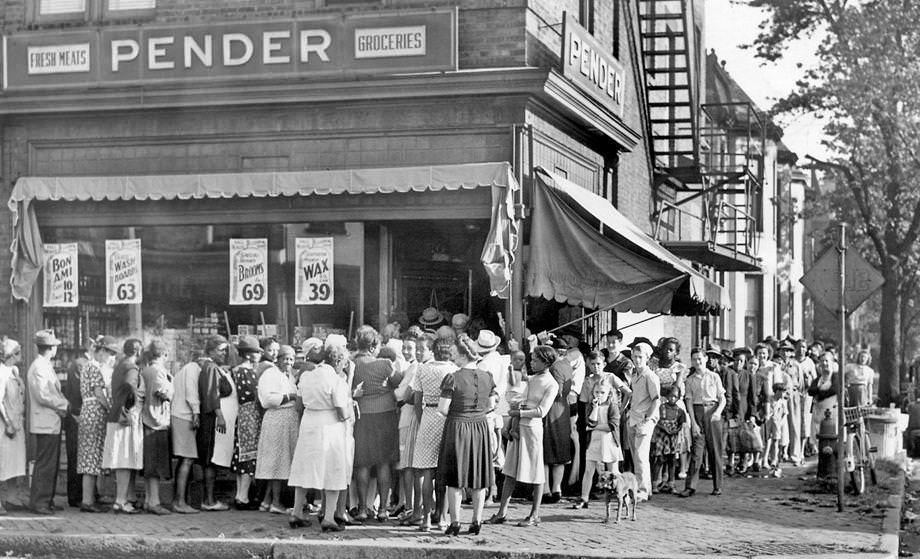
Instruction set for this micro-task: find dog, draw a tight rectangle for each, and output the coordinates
[596,471,638,524]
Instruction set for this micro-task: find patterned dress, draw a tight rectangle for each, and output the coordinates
[0,364,26,481]
[654,361,690,453]
[231,363,260,476]
[409,360,455,469]
[77,360,107,476]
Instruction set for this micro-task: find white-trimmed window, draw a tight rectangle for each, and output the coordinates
[108,0,154,10]
[38,0,85,15]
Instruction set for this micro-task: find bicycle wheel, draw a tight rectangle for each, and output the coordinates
[865,433,878,486]
[850,435,866,495]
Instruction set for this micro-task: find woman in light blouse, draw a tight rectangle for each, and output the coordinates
[489,345,560,527]
[255,344,299,514]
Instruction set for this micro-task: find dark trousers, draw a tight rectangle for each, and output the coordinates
[30,433,62,511]
[64,415,80,506]
[575,402,589,484]
[686,404,724,492]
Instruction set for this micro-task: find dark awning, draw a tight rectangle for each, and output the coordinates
[525,168,729,316]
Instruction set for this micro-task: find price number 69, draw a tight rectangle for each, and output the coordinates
[241,283,265,301]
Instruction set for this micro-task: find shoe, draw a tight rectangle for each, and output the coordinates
[400,514,423,526]
[467,521,481,535]
[172,503,199,514]
[269,505,288,514]
[321,520,344,532]
[305,503,321,514]
[376,511,389,523]
[113,502,139,514]
[516,515,540,527]
[79,503,106,513]
[201,501,229,512]
[288,515,311,529]
[352,509,369,522]
[487,513,507,525]
[96,496,115,505]
[388,504,405,518]
[659,485,673,494]
[333,514,354,526]
[677,489,695,498]
[540,492,560,504]
[31,507,53,516]
[147,504,172,515]
[444,522,461,536]
[233,499,254,511]
[259,502,270,512]
[676,472,687,480]
[710,489,722,496]
[570,499,588,509]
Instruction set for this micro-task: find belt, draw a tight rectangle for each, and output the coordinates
[424,403,439,408]
[694,401,719,407]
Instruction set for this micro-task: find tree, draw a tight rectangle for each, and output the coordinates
[743,0,920,405]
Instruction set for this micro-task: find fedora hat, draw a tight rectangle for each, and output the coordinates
[474,329,501,354]
[705,344,723,358]
[33,329,61,347]
[731,346,753,358]
[450,313,470,331]
[237,335,263,355]
[96,335,120,354]
[779,340,796,352]
[418,307,443,327]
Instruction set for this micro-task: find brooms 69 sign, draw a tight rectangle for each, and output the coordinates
[229,238,268,305]
[295,237,333,305]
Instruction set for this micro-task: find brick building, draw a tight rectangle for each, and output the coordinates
[0,0,726,371]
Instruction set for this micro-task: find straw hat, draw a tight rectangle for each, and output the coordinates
[33,329,61,347]
[418,307,443,327]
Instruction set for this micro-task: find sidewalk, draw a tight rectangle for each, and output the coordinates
[0,461,901,559]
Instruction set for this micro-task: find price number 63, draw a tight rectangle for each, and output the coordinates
[116,283,137,301]
[308,282,331,301]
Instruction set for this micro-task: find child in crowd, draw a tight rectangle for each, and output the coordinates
[572,378,620,508]
[765,382,788,478]
[502,351,527,442]
[651,385,685,493]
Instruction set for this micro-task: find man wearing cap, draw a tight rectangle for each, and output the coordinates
[196,335,231,511]
[27,330,69,514]
[680,348,726,497]
[627,341,659,502]
[778,341,804,466]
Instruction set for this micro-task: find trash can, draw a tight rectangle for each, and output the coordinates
[865,408,902,458]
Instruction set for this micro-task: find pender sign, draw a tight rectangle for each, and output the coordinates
[1,9,457,90]
[561,12,626,117]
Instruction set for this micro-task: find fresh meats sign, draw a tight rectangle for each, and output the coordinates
[1,9,457,90]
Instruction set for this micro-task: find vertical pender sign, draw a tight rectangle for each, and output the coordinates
[43,243,79,308]
[106,239,142,305]
[295,237,334,305]
[229,238,268,305]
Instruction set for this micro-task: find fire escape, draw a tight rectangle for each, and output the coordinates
[638,0,763,273]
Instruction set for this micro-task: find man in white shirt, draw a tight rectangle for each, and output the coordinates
[27,330,69,514]
[475,330,506,474]
[627,341,660,502]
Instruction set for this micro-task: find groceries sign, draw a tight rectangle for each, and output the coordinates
[1,9,457,90]
[561,12,626,117]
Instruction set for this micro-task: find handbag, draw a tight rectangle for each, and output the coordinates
[740,419,764,453]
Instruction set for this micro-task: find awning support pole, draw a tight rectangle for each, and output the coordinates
[547,274,687,334]
[509,123,530,344]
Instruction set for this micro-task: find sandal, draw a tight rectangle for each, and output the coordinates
[113,502,139,514]
[516,515,540,527]
[259,502,270,512]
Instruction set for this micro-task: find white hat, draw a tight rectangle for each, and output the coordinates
[301,337,324,356]
[324,334,347,350]
[632,342,653,358]
[474,329,501,354]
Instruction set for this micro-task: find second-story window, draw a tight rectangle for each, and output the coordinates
[38,0,85,15]
[108,0,155,9]
[579,0,595,35]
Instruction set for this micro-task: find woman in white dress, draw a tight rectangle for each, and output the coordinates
[0,339,25,513]
[489,345,559,527]
[845,349,876,406]
[102,339,144,514]
[211,366,238,469]
[255,345,299,514]
[288,345,353,532]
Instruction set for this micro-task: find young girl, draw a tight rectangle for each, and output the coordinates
[651,385,686,493]
[572,379,620,508]
[765,382,788,478]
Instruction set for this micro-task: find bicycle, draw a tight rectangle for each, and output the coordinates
[842,406,878,495]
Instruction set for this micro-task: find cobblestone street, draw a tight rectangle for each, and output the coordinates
[0,463,898,558]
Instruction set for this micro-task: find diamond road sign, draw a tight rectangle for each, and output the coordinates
[800,248,884,314]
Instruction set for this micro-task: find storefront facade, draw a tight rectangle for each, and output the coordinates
[1,1,720,368]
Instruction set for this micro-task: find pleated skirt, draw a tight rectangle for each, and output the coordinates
[437,414,494,490]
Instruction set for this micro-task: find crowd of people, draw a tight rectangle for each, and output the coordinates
[0,313,879,536]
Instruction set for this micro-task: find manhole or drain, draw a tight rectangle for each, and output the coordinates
[688,542,881,556]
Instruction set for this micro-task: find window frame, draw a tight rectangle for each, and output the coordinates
[30,0,156,24]
[103,0,156,21]
[31,0,91,25]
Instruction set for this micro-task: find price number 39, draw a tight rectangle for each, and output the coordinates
[307,282,331,301]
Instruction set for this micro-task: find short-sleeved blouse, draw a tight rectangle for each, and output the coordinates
[411,361,456,405]
[299,364,348,412]
[655,362,687,396]
[440,367,496,418]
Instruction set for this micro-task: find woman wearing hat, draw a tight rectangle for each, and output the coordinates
[0,339,25,514]
[230,336,263,509]
[76,336,119,512]
[256,344,300,514]
[437,334,496,536]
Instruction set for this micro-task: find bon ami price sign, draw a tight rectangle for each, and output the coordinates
[229,238,268,305]
[295,237,334,305]
[43,243,78,308]
[106,239,142,305]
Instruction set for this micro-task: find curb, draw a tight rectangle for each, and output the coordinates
[879,470,905,559]
[0,534,274,559]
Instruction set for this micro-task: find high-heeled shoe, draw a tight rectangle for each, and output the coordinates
[321,520,344,532]
[444,522,461,536]
[333,514,354,526]
[466,521,481,535]
[486,513,507,525]
[288,515,311,528]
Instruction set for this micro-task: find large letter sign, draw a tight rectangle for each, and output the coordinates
[43,243,78,308]
[230,238,268,305]
[106,239,143,305]
[295,237,334,305]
